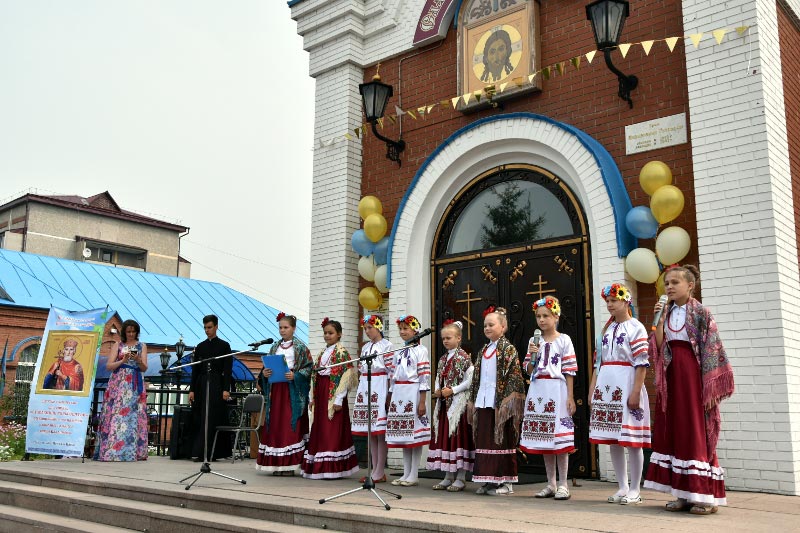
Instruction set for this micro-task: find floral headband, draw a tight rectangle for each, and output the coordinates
[482,305,506,318]
[396,315,421,332]
[276,311,296,323]
[601,283,632,303]
[321,317,330,328]
[361,314,384,332]
[533,296,561,317]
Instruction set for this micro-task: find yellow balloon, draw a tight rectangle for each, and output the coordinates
[639,161,673,196]
[364,213,388,243]
[656,271,666,297]
[358,286,383,310]
[650,185,685,224]
[358,196,383,220]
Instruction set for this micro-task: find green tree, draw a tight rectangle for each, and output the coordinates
[480,183,545,248]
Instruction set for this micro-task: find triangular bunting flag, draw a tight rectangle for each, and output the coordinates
[571,56,581,69]
[377,117,384,129]
[464,92,472,105]
[556,62,565,75]
[395,105,406,116]
[586,50,597,64]
[528,73,537,83]
[542,67,551,81]
[473,90,482,102]
[427,105,435,114]
[736,26,749,36]
[406,110,417,119]
[344,133,353,140]
[665,36,679,52]
[387,115,397,124]
[417,107,427,116]
[499,82,508,93]
[619,43,631,58]
[689,33,703,48]
[712,29,727,44]
[319,138,325,148]
[451,96,461,108]
[641,40,654,55]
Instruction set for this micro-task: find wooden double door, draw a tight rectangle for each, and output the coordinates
[432,241,593,477]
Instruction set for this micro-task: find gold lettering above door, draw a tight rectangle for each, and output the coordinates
[442,270,458,288]
[526,274,557,301]
[509,260,527,282]
[480,266,497,284]
[456,283,483,341]
[554,255,575,276]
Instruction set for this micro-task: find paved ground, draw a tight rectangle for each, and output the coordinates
[0,457,795,532]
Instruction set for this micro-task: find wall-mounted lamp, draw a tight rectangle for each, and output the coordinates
[586,0,638,108]
[359,66,406,166]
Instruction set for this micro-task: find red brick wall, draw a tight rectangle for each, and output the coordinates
[778,2,800,271]
[361,0,698,324]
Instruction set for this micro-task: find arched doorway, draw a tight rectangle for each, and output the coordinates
[431,163,595,477]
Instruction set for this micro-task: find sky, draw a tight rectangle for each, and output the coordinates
[0,1,315,320]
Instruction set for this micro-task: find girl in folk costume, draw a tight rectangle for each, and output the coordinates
[427,320,475,492]
[387,315,431,487]
[468,306,525,496]
[256,312,313,475]
[302,318,360,479]
[351,314,394,484]
[588,284,650,505]
[644,265,734,515]
[520,296,578,501]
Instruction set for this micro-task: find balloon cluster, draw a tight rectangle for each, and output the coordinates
[351,196,389,310]
[624,161,691,294]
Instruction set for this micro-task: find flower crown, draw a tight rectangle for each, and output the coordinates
[396,315,421,332]
[601,283,632,303]
[321,317,330,328]
[533,296,561,317]
[361,314,384,332]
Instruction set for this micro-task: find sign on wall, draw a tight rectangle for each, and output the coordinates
[625,113,688,155]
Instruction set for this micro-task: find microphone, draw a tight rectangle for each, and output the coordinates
[651,295,668,331]
[405,327,434,346]
[532,328,542,347]
[248,338,274,348]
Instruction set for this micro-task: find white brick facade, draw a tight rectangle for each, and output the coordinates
[683,0,800,494]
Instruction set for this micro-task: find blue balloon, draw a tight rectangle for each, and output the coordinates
[625,206,659,239]
[373,237,389,266]
[351,229,375,256]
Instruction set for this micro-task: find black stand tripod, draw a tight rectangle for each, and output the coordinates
[318,346,407,510]
[173,347,256,490]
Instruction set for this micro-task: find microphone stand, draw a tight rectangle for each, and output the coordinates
[317,344,417,510]
[173,345,262,490]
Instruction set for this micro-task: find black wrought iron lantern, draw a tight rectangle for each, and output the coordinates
[175,335,186,359]
[586,0,638,108]
[160,347,171,371]
[359,70,406,166]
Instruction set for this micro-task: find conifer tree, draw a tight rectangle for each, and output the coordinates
[480,183,545,248]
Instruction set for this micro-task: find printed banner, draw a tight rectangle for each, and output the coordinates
[26,306,111,456]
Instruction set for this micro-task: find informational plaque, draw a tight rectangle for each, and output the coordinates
[625,113,687,155]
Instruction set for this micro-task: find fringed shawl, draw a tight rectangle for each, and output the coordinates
[312,343,358,420]
[649,297,734,457]
[432,348,472,438]
[468,336,526,445]
[259,337,313,432]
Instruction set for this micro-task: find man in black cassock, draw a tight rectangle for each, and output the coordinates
[189,314,234,461]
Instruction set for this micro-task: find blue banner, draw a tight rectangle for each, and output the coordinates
[26,306,112,456]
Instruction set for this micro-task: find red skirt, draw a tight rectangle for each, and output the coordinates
[256,382,308,473]
[426,398,475,473]
[301,376,360,479]
[644,340,727,506]
[472,408,518,484]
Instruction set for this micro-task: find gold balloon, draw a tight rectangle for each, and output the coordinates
[358,196,383,220]
[649,185,685,224]
[656,271,666,297]
[639,161,673,196]
[358,286,383,310]
[364,213,388,243]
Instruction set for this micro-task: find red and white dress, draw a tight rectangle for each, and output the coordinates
[589,318,651,448]
[351,338,394,436]
[386,345,431,448]
[519,334,578,454]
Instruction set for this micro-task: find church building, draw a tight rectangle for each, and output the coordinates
[288,0,800,494]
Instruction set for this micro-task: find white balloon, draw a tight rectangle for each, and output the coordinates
[656,226,691,265]
[374,265,388,294]
[358,255,377,282]
[625,248,661,284]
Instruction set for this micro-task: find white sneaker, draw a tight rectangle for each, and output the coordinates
[475,483,491,495]
[488,483,514,495]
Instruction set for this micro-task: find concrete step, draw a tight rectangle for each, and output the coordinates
[0,502,134,533]
[0,481,340,533]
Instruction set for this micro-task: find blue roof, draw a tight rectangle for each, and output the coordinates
[0,249,308,350]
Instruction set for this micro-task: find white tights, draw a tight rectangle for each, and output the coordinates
[369,434,388,480]
[610,444,643,498]
[400,447,423,482]
[543,453,570,489]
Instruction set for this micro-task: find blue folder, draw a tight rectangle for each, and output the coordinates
[261,355,289,383]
